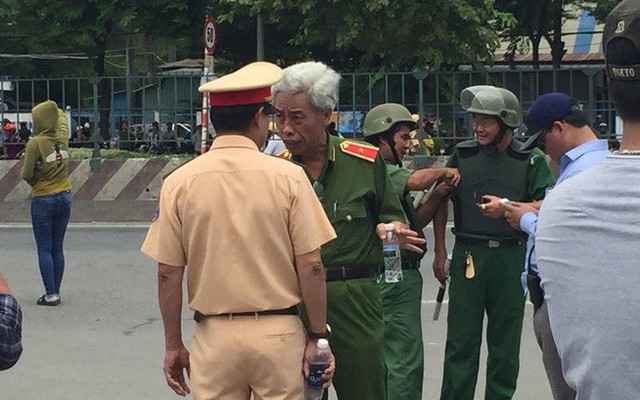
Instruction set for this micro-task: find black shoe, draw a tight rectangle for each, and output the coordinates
[36,295,60,306]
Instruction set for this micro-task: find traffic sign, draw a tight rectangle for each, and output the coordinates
[203,17,217,54]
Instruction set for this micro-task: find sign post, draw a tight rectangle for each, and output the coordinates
[201,17,217,154]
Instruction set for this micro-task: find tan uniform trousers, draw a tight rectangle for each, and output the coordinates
[190,314,306,400]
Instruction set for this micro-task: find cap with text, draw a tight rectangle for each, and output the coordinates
[198,61,284,107]
[603,0,640,81]
[521,92,581,151]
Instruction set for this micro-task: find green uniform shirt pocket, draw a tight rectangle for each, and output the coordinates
[325,200,372,257]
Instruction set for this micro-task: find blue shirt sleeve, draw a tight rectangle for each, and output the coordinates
[519,212,538,237]
[520,212,539,293]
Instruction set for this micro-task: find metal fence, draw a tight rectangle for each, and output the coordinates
[1,65,613,143]
[337,66,612,140]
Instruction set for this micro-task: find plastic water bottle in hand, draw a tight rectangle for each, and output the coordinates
[304,338,330,400]
[383,223,403,283]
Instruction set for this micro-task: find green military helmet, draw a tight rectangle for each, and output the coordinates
[363,103,416,139]
[460,85,521,128]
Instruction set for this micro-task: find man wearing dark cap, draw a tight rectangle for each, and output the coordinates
[535,1,640,397]
[142,61,337,399]
[503,92,609,400]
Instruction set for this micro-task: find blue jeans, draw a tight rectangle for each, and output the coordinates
[31,191,71,296]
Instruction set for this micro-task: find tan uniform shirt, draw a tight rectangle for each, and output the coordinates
[141,134,336,315]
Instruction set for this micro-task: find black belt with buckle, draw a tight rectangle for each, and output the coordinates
[457,237,523,248]
[193,305,299,323]
[325,265,378,281]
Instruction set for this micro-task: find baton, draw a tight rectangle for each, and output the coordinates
[433,254,452,321]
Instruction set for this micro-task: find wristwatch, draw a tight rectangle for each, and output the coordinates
[307,324,332,340]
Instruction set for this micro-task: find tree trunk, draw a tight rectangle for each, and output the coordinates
[532,35,542,70]
[550,0,565,90]
[530,0,552,70]
[94,37,111,141]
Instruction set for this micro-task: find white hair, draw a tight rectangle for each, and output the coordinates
[272,61,341,112]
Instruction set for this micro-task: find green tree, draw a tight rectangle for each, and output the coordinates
[211,0,515,70]
[496,0,552,69]
[496,0,583,72]
[0,0,204,138]
[587,0,621,22]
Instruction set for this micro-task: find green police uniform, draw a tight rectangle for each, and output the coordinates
[284,132,407,400]
[440,140,554,400]
[380,162,426,400]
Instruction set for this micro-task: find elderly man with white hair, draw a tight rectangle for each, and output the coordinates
[273,61,426,400]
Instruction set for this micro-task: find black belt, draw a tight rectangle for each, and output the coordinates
[193,305,299,323]
[325,265,377,281]
[457,237,523,248]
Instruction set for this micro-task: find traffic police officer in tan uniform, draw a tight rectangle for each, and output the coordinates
[142,61,337,400]
[272,61,426,400]
[432,86,554,400]
[363,103,460,400]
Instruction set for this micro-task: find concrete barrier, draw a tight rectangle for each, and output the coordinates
[0,158,187,222]
[1,155,452,223]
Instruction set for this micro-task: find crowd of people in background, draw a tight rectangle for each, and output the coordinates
[0,109,625,160]
[0,119,31,159]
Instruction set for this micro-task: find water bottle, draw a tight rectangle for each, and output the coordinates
[383,223,403,283]
[304,338,330,400]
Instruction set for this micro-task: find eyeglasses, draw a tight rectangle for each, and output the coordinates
[536,128,550,146]
[471,116,498,131]
[537,120,563,146]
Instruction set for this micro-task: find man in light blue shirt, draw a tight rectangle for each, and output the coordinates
[503,92,609,400]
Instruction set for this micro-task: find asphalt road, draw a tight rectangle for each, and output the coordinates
[0,224,552,399]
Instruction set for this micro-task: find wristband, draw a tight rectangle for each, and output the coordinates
[308,324,332,340]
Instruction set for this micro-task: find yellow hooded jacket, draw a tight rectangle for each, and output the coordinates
[20,100,71,196]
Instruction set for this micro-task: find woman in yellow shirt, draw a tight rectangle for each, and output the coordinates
[20,100,71,307]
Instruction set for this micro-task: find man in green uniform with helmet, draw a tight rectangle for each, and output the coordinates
[363,103,460,400]
[432,86,554,400]
[272,61,427,400]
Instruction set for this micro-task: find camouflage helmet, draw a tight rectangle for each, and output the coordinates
[363,103,416,139]
[460,85,521,128]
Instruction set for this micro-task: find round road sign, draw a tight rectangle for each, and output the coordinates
[203,17,217,54]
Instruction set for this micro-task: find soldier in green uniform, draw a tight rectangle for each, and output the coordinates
[272,61,426,400]
[362,103,460,400]
[432,86,555,400]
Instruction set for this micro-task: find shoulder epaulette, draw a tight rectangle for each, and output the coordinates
[276,149,292,159]
[339,140,378,162]
[456,139,479,149]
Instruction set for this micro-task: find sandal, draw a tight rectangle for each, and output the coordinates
[36,295,60,306]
